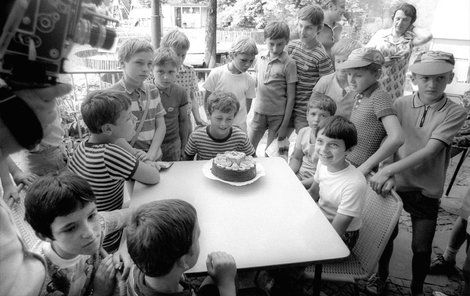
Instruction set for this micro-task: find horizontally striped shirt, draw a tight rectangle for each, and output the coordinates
[109,81,166,151]
[68,140,138,251]
[184,126,255,160]
[286,40,334,117]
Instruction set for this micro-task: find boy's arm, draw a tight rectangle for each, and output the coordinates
[113,138,148,161]
[191,91,206,126]
[0,153,18,203]
[183,134,197,160]
[358,114,404,175]
[179,103,191,156]
[331,213,354,237]
[301,176,315,189]
[132,160,160,184]
[206,252,237,296]
[289,147,303,173]
[308,180,320,201]
[411,26,433,46]
[278,82,296,139]
[204,90,212,117]
[147,116,166,161]
[6,157,37,188]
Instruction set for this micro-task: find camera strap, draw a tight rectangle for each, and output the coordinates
[130,85,151,147]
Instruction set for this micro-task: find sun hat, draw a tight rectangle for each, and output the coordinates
[337,47,385,69]
[409,51,455,75]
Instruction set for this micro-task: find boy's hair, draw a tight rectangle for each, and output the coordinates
[264,21,290,41]
[331,38,362,58]
[229,36,258,56]
[25,171,96,239]
[160,29,190,51]
[298,4,324,26]
[207,92,240,116]
[118,38,154,64]
[153,46,179,68]
[315,115,357,150]
[319,0,340,10]
[127,199,197,277]
[81,90,131,134]
[308,92,337,116]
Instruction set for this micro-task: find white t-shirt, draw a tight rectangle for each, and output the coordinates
[202,64,256,131]
[314,161,367,231]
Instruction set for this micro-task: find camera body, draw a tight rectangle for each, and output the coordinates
[0,0,118,87]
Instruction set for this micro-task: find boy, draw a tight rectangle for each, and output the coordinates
[312,38,362,119]
[317,0,346,57]
[184,92,255,160]
[309,115,367,249]
[286,4,334,132]
[203,37,257,132]
[126,199,237,296]
[369,51,467,296]
[249,21,298,153]
[68,90,160,252]
[161,30,207,127]
[153,47,190,161]
[25,171,131,296]
[109,38,166,161]
[290,93,336,188]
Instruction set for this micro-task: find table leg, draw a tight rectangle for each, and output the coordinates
[313,264,322,296]
[445,148,468,196]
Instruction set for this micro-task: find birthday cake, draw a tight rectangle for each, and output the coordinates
[211,151,257,182]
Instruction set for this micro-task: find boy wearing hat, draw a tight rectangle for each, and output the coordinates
[368,51,467,296]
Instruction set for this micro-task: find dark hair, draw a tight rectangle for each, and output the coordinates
[308,92,337,116]
[25,171,96,239]
[264,21,290,41]
[153,46,179,68]
[127,199,197,277]
[315,115,357,150]
[81,90,131,134]
[207,92,240,116]
[392,3,417,25]
[298,5,324,26]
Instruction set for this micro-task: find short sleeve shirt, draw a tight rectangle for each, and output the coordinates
[254,51,298,115]
[314,161,367,232]
[393,94,467,198]
[202,65,256,128]
[295,127,318,180]
[312,73,354,119]
[347,83,396,167]
[159,83,189,145]
[184,126,255,160]
[286,40,334,117]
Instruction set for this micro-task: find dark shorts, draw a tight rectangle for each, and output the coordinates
[398,191,440,220]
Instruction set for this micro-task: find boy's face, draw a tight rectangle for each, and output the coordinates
[48,202,101,259]
[298,19,320,45]
[109,107,137,141]
[209,109,236,138]
[412,72,453,104]
[334,55,348,79]
[307,107,331,130]
[266,38,288,57]
[174,47,188,66]
[231,53,256,73]
[153,62,178,89]
[329,0,346,22]
[122,51,154,85]
[185,221,201,269]
[347,68,378,93]
[315,129,349,172]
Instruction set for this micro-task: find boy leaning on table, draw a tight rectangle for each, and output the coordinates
[126,199,237,296]
[368,51,467,296]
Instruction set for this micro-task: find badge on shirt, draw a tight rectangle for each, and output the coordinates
[167,107,175,112]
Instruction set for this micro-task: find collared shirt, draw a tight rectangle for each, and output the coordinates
[254,50,298,116]
[313,73,354,119]
[393,93,467,198]
[347,82,396,167]
[158,83,189,145]
[317,22,343,57]
[109,80,166,151]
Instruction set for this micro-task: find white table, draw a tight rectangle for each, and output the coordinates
[130,157,349,293]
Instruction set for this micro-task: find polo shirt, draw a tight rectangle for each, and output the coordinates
[393,93,467,198]
[158,83,189,145]
[312,73,354,119]
[254,50,298,116]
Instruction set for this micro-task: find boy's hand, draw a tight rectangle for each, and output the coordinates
[112,248,132,281]
[276,126,288,141]
[134,149,149,162]
[195,119,208,126]
[3,183,21,207]
[13,172,38,189]
[147,147,162,162]
[93,254,117,296]
[206,252,237,287]
[370,170,395,195]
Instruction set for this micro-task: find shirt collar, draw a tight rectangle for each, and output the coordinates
[260,50,288,63]
[157,83,174,96]
[119,79,146,95]
[360,82,380,97]
[412,92,448,111]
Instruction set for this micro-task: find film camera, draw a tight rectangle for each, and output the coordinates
[0,0,119,88]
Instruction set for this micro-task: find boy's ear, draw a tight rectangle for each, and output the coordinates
[374,68,382,80]
[176,254,190,270]
[447,72,455,84]
[36,231,53,243]
[101,123,113,135]
[410,73,417,85]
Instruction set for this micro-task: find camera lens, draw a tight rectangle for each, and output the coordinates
[89,24,116,50]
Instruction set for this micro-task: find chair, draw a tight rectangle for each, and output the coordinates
[305,186,403,296]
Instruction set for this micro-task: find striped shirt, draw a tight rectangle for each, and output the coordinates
[185,126,255,160]
[68,140,138,251]
[286,40,334,117]
[108,81,166,151]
